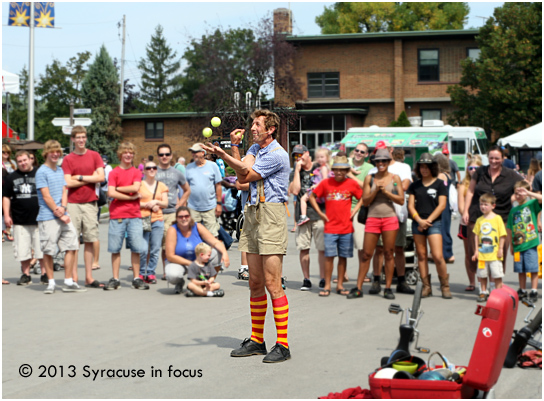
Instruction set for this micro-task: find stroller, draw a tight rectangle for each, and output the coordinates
[219,186,242,237]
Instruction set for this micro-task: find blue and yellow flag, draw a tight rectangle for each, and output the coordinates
[8,2,54,28]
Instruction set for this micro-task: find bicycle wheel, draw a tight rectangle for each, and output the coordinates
[410,280,423,323]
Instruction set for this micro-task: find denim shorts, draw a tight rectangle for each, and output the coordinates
[324,233,353,258]
[513,247,539,274]
[412,219,442,236]
[108,218,145,254]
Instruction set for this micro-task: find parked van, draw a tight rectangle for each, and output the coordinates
[341,121,489,180]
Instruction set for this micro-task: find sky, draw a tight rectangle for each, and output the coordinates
[2,1,504,90]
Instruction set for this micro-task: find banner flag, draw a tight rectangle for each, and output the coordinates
[8,2,55,28]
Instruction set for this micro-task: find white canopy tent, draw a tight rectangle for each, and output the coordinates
[2,70,20,94]
[499,123,543,148]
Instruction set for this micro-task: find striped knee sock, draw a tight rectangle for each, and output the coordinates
[250,295,267,344]
[272,295,289,348]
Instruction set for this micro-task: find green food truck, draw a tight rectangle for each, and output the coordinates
[341,123,489,179]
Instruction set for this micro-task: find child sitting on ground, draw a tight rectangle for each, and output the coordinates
[507,181,542,303]
[186,242,225,297]
[472,193,507,302]
[297,148,331,226]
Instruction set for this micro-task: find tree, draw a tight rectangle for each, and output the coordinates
[2,66,28,137]
[447,3,542,138]
[137,25,184,112]
[389,111,411,127]
[316,2,469,34]
[81,45,122,162]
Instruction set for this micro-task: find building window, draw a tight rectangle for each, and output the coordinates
[421,109,442,121]
[418,49,439,82]
[467,48,481,61]
[145,121,164,139]
[308,72,339,98]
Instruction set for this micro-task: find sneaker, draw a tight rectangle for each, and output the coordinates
[517,288,528,301]
[17,274,32,286]
[384,288,395,300]
[301,278,312,291]
[43,284,55,294]
[296,216,310,226]
[477,293,488,303]
[40,274,49,285]
[147,275,157,284]
[262,343,291,363]
[529,290,538,303]
[231,338,268,357]
[212,289,225,297]
[185,289,196,297]
[62,283,87,293]
[369,280,381,295]
[281,276,287,290]
[132,277,150,290]
[396,282,415,294]
[238,267,249,280]
[346,287,363,299]
[319,278,325,289]
[103,278,121,291]
[174,278,185,294]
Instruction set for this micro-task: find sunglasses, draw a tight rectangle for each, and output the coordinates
[375,160,389,164]
[354,149,367,154]
[2,151,9,155]
[468,166,478,171]
[158,153,171,157]
[145,166,158,170]
[177,214,191,219]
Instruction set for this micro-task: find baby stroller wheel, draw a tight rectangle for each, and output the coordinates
[53,263,62,271]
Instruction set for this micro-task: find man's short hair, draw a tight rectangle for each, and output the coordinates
[480,193,496,204]
[15,150,31,160]
[195,242,212,256]
[356,142,369,152]
[157,144,172,154]
[514,180,531,191]
[42,140,63,158]
[392,148,404,162]
[251,109,280,139]
[71,125,87,138]
[116,142,136,159]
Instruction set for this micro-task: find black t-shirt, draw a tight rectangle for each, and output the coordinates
[468,166,524,223]
[407,178,448,220]
[3,168,40,225]
[289,162,325,221]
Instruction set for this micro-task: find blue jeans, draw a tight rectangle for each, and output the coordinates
[441,205,453,260]
[140,220,164,276]
[513,247,539,273]
[324,233,353,258]
[108,218,146,253]
[412,219,443,236]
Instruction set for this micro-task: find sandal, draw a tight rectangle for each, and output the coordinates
[2,279,9,285]
[347,288,363,299]
[465,285,476,292]
[3,230,13,241]
[85,280,104,288]
[92,265,101,270]
[319,289,331,297]
[336,288,350,296]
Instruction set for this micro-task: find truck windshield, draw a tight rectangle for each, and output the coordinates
[476,138,488,154]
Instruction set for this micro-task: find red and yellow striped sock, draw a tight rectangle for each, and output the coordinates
[250,295,267,344]
[272,295,289,348]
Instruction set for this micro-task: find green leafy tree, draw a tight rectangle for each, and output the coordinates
[81,45,122,162]
[2,66,29,137]
[137,25,184,112]
[447,3,542,137]
[389,111,412,127]
[316,2,469,34]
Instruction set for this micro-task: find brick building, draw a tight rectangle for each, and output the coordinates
[273,8,480,154]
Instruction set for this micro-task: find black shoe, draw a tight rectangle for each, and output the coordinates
[346,287,363,299]
[517,288,528,301]
[281,276,287,290]
[212,289,225,297]
[17,274,32,286]
[369,280,381,294]
[301,278,312,291]
[262,343,291,363]
[384,288,395,300]
[529,290,538,303]
[174,278,185,294]
[319,278,325,289]
[230,338,267,357]
[132,278,149,290]
[40,274,48,285]
[185,289,197,297]
[396,282,415,294]
[103,278,121,291]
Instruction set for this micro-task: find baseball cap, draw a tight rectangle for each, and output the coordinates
[442,148,450,155]
[101,155,109,162]
[291,144,309,155]
[536,151,542,161]
[188,143,206,153]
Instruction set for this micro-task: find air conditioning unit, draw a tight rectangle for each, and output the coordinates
[408,116,422,127]
[422,120,444,127]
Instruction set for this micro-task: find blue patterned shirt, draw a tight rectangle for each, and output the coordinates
[35,164,66,221]
[247,140,290,205]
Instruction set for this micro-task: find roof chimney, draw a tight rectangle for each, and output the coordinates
[274,8,292,34]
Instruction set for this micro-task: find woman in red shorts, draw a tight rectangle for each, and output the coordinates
[348,148,404,300]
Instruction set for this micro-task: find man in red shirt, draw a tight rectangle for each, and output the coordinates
[104,142,148,291]
[62,126,104,288]
[309,155,363,297]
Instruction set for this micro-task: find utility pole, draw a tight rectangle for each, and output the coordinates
[28,2,35,140]
[119,15,126,115]
[69,100,74,153]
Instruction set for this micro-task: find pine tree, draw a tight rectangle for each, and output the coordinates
[137,25,184,112]
[80,45,122,162]
[389,111,412,127]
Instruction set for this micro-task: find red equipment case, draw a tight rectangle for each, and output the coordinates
[368,286,519,399]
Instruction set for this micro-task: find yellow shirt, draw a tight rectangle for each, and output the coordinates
[139,181,168,223]
[473,214,507,261]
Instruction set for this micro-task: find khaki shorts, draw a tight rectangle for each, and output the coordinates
[239,203,287,255]
[189,207,220,237]
[295,219,325,251]
[38,219,79,256]
[13,225,43,261]
[375,219,407,248]
[476,260,505,279]
[352,214,365,250]
[162,213,177,248]
[67,202,99,242]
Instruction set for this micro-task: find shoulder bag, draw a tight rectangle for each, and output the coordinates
[357,174,374,224]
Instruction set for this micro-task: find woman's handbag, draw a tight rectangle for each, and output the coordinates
[357,174,374,224]
[142,182,159,233]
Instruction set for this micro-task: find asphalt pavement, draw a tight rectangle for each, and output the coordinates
[2,211,542,399]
